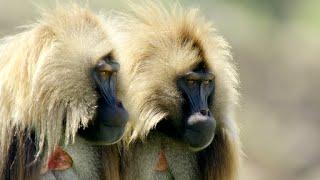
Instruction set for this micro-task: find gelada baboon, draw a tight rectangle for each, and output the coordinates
[114,1,240,179]
[0,4,127,180]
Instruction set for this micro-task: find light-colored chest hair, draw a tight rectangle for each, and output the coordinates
[126,133,200,180]
[42,137,102,180]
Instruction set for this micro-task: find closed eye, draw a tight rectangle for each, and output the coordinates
[203,80,209,85]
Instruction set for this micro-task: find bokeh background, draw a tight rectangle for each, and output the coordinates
[1,0,319,179]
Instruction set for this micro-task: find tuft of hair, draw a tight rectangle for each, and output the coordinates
[112,1,241,179]
[0,3,114,178]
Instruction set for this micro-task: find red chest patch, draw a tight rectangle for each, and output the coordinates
[41,145,73,174]
[154,149,169,171]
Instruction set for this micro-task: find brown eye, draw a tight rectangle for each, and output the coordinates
[203,80,210,85]
[99,71,109,79]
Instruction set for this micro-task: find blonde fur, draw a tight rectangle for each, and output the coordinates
[112,1,241,179]
[0,4,115,178]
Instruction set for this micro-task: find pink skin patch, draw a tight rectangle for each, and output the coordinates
[41,145,73,174]
[154,149,169,171]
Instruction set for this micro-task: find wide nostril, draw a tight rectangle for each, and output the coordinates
[200,109,209,116]
[116,101,124,108]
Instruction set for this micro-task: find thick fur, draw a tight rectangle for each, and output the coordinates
[112,1,241,179]
[0,4,120,179]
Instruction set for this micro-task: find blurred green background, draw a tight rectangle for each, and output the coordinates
[1,0,319,179]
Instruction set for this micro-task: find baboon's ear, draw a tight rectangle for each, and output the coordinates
[197,128,240,180]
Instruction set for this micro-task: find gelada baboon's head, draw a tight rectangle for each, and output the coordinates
[0,4,129,162]
[114,1,239,151]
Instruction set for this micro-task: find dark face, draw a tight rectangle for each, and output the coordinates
[78,55,128,145]
[156,63,216,151]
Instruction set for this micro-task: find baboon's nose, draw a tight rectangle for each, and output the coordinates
[104,100,128,127]
[200,109,209,116]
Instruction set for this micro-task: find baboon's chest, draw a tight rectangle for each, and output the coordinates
[41,137,102,180]
[128,134,200,180]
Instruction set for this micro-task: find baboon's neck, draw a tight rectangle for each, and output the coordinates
[126,133,200,180]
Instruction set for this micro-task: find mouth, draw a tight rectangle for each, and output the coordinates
[184,114,216,151]
[154,114,216,151]
[77,116,127,145]
[183,128,215,151]
[90,125,125,145]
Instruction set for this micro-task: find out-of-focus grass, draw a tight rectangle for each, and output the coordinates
[0,0,319,179]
